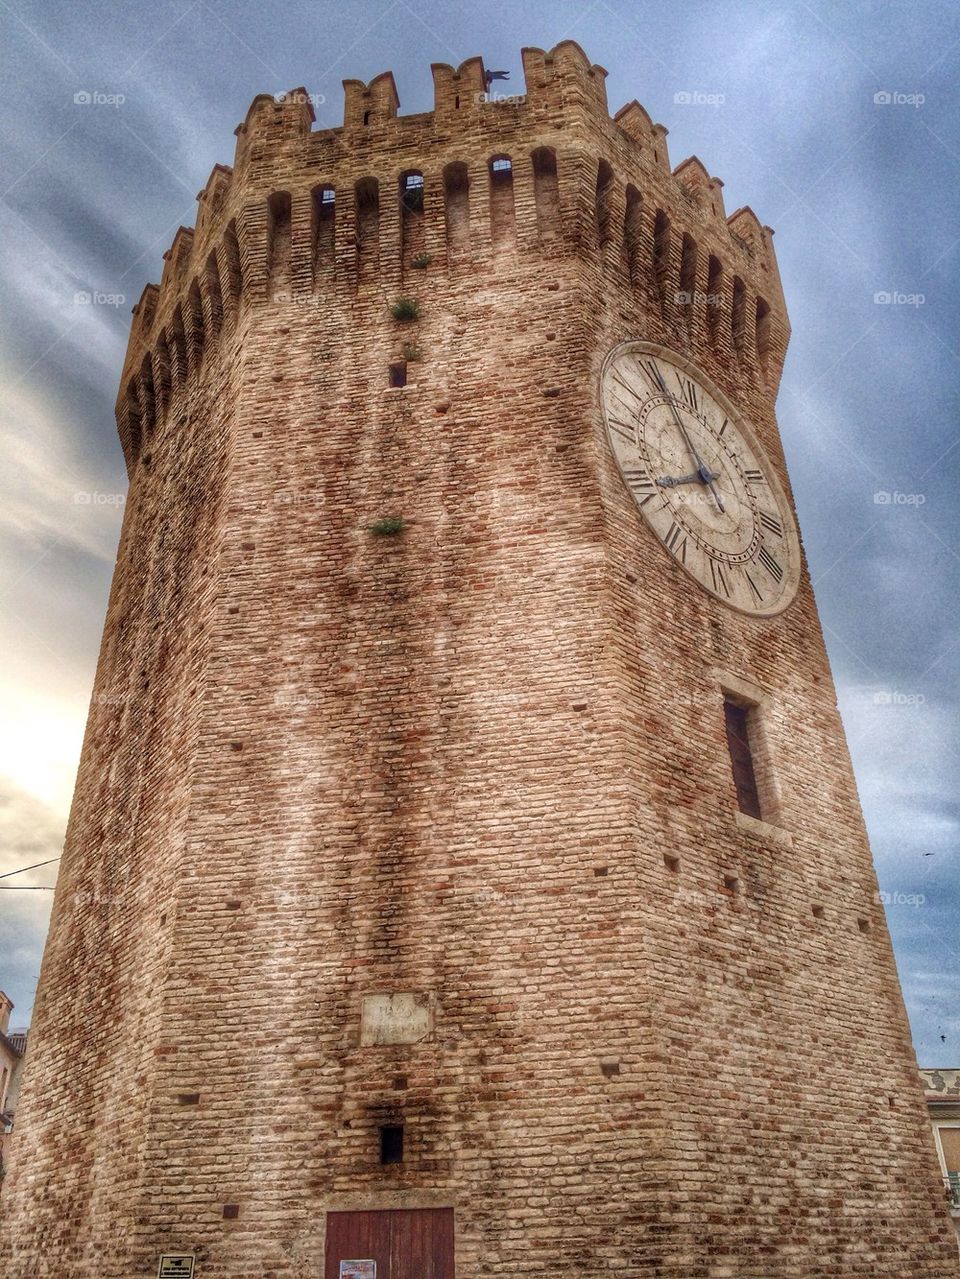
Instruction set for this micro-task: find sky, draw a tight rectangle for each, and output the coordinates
[0,0,957,1063]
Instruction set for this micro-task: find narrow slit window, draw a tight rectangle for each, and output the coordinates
[731,275,747,353]
[380,1124,404,1164]
[401,171,424,212]
[652,210,671,303]
[756,296,773,379]
[706,255,723,341]
[723,699,762,819]
[678,234,698,311]
[389,361,407,388]
[489,155,516,250]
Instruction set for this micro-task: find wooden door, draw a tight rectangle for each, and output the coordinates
[325,1208,454,1279]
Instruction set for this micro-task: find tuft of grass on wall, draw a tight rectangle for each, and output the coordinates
[389,297,420,321]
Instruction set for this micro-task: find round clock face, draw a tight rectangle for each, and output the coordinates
[600,340,800,616]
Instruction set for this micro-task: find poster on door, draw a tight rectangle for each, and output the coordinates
[339,1261,376,1279]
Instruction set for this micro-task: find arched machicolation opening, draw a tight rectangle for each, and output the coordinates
[138,354,156,436]
[595,159,614,250]
[489,155,516,251]
[756,296,773,381]
[531,148,560,242]
[623,185,643,285]
[187,278,205,368]
[312,185,336,281]
[267,191,292,293]
[707,255,723,343]
[731,275,747,354]
[151,334,171,418]
[443,162,470,262]
[652,209,671,307]
[678,233,698,319]
[204,251,223,339]
[222,220,243,310]
[355,177,380,283]
[126,379,143,456]
[400,171,426,270]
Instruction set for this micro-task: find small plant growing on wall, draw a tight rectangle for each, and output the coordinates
[370,517,404,536]
[410,252,432,269]
[389,297,419,321]
[401,343,421,363]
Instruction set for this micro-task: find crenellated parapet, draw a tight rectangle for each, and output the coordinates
[116,41,790,472]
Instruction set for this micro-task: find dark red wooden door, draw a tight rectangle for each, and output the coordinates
[325,1208,454,1279]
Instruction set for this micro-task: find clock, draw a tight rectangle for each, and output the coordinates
[600,340,800,616]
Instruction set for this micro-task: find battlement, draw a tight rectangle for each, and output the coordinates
[116,41,789,472]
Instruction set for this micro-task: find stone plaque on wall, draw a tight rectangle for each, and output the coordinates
[360,993,433,1045]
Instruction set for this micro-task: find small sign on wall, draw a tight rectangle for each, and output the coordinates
[339,1261,377,1279]
[157,1256,195,1278]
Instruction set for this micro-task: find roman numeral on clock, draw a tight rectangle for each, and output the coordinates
[759,511,783,537]
[758,545,784,582]
[745,572,763,603]
[623,468,657,504]
[717,417,728,438]
[676,374,699,411]
[664,521,687,562]
[744,468,764,484]
[638,358,665,393]
[710,560,730,597]
[612,369,640,396]
[608,417,636,444]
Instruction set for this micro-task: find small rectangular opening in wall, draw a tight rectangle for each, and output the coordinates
[723,698,762,820]
[812,904,825,919]
[664,854,680,873]
[723,875,739,893]
[858,918,871,934]
[380,1124,404,1164]
[389,361,407,388]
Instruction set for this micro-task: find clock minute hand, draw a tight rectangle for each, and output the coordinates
[657,471,701,487]
[648,363,726,514]
[650,366,710,472]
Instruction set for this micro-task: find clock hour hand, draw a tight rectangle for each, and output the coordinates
[659,464,721,488]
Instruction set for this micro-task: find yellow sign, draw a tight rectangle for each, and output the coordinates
[157,1257,195,1278]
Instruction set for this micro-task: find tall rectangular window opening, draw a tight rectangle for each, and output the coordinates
[723,699,762,819]
[380,1124,404,1165]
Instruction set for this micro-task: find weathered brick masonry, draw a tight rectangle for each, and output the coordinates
[2,40,957,1279]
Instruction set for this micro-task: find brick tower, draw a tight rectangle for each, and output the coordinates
[3,42,957,1279]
